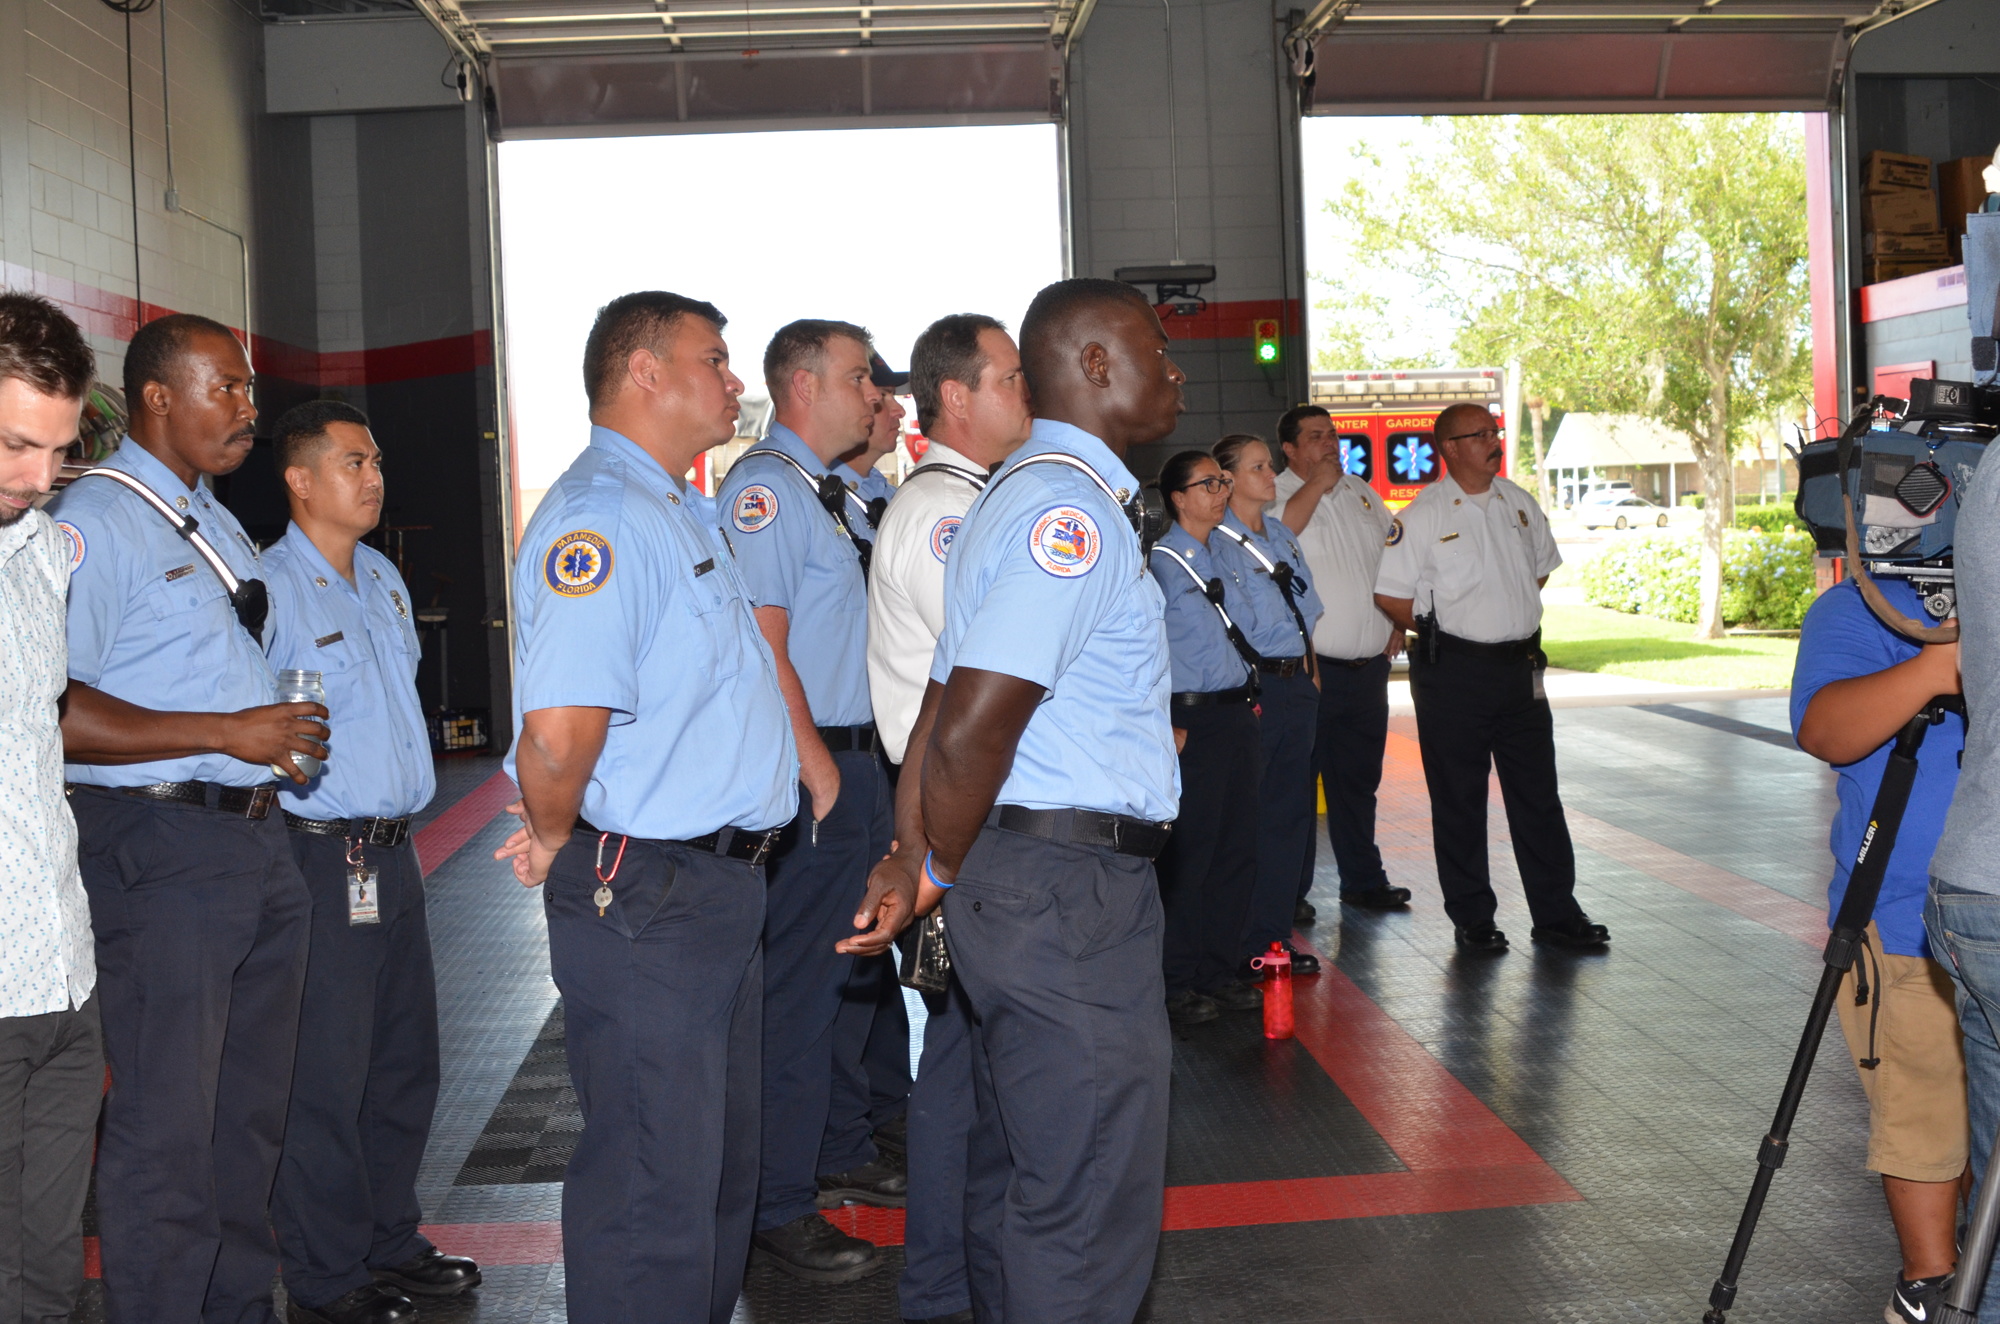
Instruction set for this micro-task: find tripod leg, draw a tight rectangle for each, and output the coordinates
[1941,1117,2000,1323]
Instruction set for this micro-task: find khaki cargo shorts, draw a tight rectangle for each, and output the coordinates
[1834,923,1970,1183]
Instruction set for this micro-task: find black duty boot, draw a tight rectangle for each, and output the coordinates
[371,1247,482,1297]
[288,1283,416,1324]
[752,1212,884,1283]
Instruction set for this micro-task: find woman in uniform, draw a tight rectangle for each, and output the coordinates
[1146,450,1265,1025]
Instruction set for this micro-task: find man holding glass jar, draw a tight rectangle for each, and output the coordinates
[258,400,479,1324]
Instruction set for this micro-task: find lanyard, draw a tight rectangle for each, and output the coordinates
[1212,522,1316,663]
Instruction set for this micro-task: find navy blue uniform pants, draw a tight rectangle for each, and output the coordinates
[546,833,765,1324]
[272,833,438,1310]
[1158,701,1261,995]
[72,788,310,1324]
[1311,654,1393,897]
[944,824,1171,1324]
[759,748,893,1228]
[1409,648,1583,929]
[898,971,1006,1322]
[1240,670,1319,955]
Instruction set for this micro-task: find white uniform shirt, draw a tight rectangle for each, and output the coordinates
[1374,472,1560,644]
[866,441,989,762]
[1269,467,1394,659]
[0,509,94,1017]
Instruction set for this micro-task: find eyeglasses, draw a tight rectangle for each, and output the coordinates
[1177,475,1233,495]
[1442,426,1501,444]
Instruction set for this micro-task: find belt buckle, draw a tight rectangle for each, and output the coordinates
[246,785,276,819]
[365,818,400,848]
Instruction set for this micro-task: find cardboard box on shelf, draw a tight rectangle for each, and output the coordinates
[1863,150,1933,193]
[1865,230,1951,257]
[1939,156,1994,235]
[1862,189,1940,234]
[1864,257,1946,285]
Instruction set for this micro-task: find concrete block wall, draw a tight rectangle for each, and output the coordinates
[0,0,261,383]
[1065,0,1307,474]
[1863,306,1976,383]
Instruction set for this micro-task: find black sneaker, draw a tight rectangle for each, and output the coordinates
[1165,988,1219,1025]
[816,1151,907,1207]
[1888,1272,1952,1323]
[752,1212,884,1283]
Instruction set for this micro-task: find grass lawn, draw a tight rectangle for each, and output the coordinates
[1541,603,1797,690]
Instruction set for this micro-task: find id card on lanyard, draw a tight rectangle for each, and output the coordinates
[346,839,381,925]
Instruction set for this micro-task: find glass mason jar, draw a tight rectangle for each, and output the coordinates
[273,668,327,780]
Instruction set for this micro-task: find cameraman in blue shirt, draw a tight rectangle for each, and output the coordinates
[1793,571,1968,1324]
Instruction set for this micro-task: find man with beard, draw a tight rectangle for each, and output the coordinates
[1372,401,1608,955]
[48,313,330,1321]
[912,277,1185,1322]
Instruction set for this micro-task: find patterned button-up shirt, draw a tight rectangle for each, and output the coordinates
[0,508,94,1016]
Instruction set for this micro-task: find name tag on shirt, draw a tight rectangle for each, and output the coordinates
[1438,532,1460,543]
[315,631,345,647]
[693,558,715,578]
[164,564,196,582]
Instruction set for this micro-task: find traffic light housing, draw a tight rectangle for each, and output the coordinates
[1253,318,1281,366]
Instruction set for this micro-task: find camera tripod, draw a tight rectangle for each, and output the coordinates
[1704,695,1964,1323]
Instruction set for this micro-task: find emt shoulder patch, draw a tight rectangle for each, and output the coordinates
[732,484,779,534]
[544,530,613,597]
[928,515,961,563]
[1385,517,1405,547]
[1028,505,1101,578]
[55,521,85,570]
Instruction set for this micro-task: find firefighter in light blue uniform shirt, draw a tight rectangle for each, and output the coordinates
[504,294,798,1321]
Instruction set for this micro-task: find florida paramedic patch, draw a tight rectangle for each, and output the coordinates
[732,484,779,534]
[929,515,961,563]
[1028,506,1101,578]
[1385,518,1404,547]
[55,521,85,570]
[544,530,613,597]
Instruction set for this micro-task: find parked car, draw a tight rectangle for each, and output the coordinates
[1581,495,1671,530]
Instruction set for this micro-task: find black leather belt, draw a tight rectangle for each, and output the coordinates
[1436,628,1543,664]
[576,818,780,866]
[284,812,412,848]
[1256,656,1309,677]
[817,723,879,755]
[1171,685,1255,709]
[68,779,279,820]
[988,804,1172,860]
[1317,653,1380,670]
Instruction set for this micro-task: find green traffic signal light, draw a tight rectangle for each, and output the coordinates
[1252,319,1281,366]
[1257,341,1279,363]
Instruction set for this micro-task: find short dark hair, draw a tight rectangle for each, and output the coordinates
[1212,433,1267,473]
[909,313,1005,433]
[1018,278,1153,397]
[764,319,873,399]
[1275,404,1331,453]
[0,292,94,401]
[123,312,237,404]
[582,291,726,412]
[1152,448,1218,519]
[273,399,371,473]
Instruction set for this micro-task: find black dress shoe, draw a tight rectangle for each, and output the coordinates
[1342,885,1412,911]
[816,1152,908,1207]
[752,1212,884,1282]
[1204,980,1263,1012]
[1165,988,1219,1025]
[873,1110,909,1156]
[370,1247,481,1298]
[1531,915,1611,948]
[289,1283,416,1324]
[1294,898,1318,926]
[1454,922,1509,953]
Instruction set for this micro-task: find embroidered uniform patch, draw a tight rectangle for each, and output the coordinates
[544,530,614,597]
[56,521,85,570]
[1385,518,1404,547]
[732,484,779,534]
[1028,506,1101,578]
[929,515,961,563]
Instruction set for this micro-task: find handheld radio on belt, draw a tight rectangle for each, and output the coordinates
[72,467,270,644]
[740,447,873,576]
[1147,546,1264,692]
[1211,523,1316,668]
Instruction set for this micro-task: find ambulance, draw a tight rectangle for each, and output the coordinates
[1306,367,1510,510]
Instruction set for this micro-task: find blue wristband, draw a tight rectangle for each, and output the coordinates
[923,851,952,890]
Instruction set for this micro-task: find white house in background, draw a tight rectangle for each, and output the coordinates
[1542,413,1796,509]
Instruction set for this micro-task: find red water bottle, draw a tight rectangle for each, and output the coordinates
[1252,942,1294,1040]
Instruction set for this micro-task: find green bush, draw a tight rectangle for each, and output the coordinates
[1577,527,1815,629]
[1733,503,1805,534]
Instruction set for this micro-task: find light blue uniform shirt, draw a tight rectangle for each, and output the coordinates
[507,426,798,839]
[718,423,873,726]
[262,524,436,820]
[51,439,277,787]
[838,463,893,546]
[1213,509,1324,659]
[1147,524,1254,694]
[930,419,1179,822]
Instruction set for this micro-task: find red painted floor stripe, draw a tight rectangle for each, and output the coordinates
[421,1221,564,1265]
[1162,1163,1581,1230]
[415,771,519,878]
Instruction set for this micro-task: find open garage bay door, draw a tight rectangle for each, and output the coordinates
[1299,0,1924,113]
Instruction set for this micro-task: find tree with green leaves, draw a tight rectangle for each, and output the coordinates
[1323,114,1810,639]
